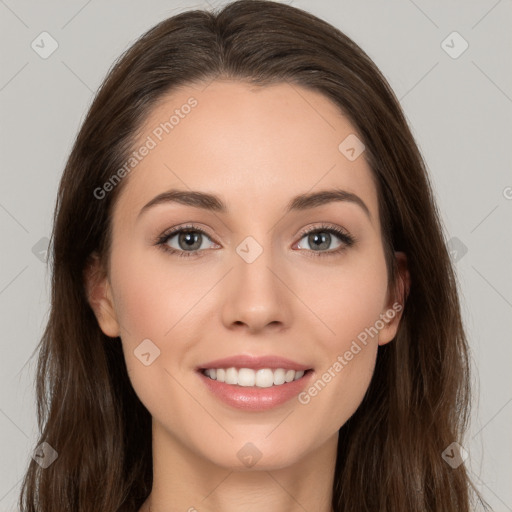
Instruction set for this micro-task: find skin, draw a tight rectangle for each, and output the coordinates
[85,80,409,512]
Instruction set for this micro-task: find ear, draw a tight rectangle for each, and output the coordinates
[378,251,410,346]
[83,252,120,338]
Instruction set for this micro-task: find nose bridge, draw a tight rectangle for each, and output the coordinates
[221,232,289,331]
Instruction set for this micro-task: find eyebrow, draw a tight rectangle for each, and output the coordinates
[137,187,371,221]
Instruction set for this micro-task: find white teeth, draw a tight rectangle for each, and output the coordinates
[255,369,274,388]
[284,369,295,382]
[238,368,255,387]
[273,368,286,385]
[203,367,308,387]
[225,367,238,385]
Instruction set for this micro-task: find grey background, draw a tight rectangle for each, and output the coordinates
[0,0,511,510]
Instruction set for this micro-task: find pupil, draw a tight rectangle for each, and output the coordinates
[310,232,330,250]
[180,231,201,250]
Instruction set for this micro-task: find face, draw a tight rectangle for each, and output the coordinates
[86,80,407,471]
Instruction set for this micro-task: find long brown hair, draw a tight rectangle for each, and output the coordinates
[19,1,489,510]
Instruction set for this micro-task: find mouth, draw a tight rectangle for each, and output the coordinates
[195,354,314,410]
[196,366,315,411]
[198,367,314,388]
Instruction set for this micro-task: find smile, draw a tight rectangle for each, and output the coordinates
[201,367,310,388]
[197,367,314,411]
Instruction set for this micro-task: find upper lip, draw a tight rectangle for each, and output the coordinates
[197,354,313,371]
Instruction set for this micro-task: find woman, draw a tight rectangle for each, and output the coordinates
[18,1,489,510]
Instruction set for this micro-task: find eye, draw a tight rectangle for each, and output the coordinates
[155,222,355,259]
[294,224,355,256]
[156,224,218,258]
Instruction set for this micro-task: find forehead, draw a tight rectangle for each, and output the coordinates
[114,80,378,223]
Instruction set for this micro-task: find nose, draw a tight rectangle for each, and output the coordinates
[220,241,291,334]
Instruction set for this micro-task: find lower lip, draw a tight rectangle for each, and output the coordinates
[197,370,314,411]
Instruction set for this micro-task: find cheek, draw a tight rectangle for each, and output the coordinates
[108,248,202,412]
[305,248,389,349]
[109,247,207,340]
[296,248,388,422]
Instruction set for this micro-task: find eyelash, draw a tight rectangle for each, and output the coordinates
[155,223,355,259]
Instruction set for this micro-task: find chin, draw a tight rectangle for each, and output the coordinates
[198,437,308,472]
